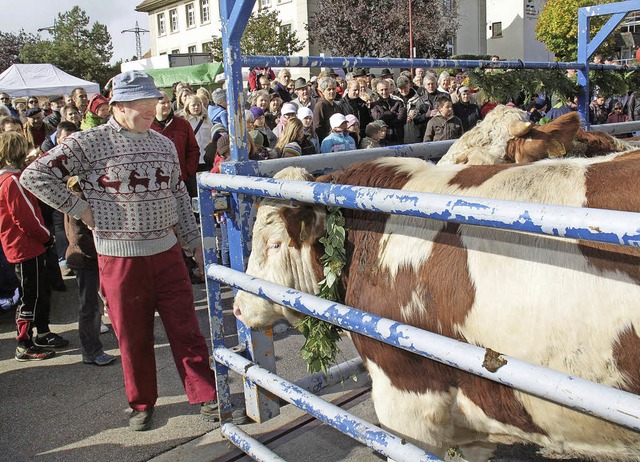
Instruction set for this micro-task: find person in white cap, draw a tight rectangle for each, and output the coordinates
[20,70,222,432]
[320,113,356,153]
[296,107,319,154]
[273,102,298,139]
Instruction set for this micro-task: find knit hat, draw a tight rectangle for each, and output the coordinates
[458,86,470,93]
[396,75,411,88]
[281,103,297,115]
[249,106,264,120]
[248,129,264,148]
[25,107,42,118]
[212,88,226,105]
[345,114,359,128]
[329,113,348,129]
[89,94,110,115]
[296,107,313,120]
[365,122,382,137]
[294,77,308,90]
[282,143,302,157]
[217,134,230,156]
[211,123,227,144]
[109,71,163,103]
[373,119,388,128]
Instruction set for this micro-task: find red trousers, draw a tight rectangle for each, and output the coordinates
[98,244,216,411]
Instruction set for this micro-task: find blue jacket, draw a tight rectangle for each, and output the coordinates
[208,104,229,128]
[320,131,356,153]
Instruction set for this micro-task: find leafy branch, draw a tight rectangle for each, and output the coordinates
[295,207,346,375]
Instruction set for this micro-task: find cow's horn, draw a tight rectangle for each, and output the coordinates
[509,120,534,137]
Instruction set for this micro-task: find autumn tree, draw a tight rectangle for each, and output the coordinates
[307,0,458,58]
[0,30,39,73]
[20,6,113,86]
[536,0,619,62]
[209,9,305,61]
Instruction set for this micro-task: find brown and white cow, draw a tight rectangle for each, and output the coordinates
[439,105,631,165]
[233,154,640,461]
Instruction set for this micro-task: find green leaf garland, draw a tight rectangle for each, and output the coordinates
[294,206,346,375]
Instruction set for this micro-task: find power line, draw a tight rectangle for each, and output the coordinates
[122,21,149,59]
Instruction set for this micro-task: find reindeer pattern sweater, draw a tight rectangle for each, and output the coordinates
[20,118,201,258]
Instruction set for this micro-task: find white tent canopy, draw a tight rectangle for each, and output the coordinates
[0,64,100,97]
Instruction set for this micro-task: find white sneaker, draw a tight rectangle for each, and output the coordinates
[100,323,110,334]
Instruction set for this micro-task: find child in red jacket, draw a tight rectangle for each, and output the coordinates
[0,131,69,361]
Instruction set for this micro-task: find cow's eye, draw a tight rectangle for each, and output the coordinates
[266,240,281,256]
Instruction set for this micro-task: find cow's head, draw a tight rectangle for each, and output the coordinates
[439,106,581,165]
[504,112,581,163]
[233,167,326,328]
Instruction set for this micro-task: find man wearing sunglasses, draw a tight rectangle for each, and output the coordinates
[0,93,19,118]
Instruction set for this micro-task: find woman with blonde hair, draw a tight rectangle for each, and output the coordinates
[274,117,304,157]
[182,95,214,175]
[196,88,211,108]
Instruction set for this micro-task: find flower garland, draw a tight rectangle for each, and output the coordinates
[295,206,346,375]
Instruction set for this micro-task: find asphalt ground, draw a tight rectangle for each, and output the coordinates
[0,272,592,462]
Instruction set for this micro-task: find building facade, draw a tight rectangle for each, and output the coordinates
[135,0,558,67]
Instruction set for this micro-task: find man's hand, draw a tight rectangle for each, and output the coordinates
[193,246,205,279]
[81,207,95,230]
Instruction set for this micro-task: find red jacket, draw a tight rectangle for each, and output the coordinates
[0,169,50,263]
[151,114,200,180]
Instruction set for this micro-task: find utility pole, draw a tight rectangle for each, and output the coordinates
[122,21,149,59]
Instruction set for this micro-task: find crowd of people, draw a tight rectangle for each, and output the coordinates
[1,59,637,432]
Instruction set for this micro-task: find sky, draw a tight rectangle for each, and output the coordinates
[0,1,151,64]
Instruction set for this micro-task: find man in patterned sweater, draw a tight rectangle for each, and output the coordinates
[21,71,219,431]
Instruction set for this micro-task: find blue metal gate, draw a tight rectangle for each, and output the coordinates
[197,1,640,460]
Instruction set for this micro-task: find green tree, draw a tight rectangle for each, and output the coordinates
[0,30,39,73]
[308,0,458,58]
[20,6,113,86]
[209,9,304,61]
[535,0,618,62]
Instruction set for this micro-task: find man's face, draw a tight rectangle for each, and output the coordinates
[347,85,360,99]
[439,102,453,118]
[28,112,44,129]
[259,77,270,90]
[459,90,470,103]
[57,129,75,143]
[0,94,11,106]
[2,122,22,133]
[280,74,291,85]
[323,85,337,102]
[424,79,437,93]
[415,68,425,79]
[51,98,64,110]
[156,94,172,120]
[376,83,390,99]
[398,85,411,97]
[64,108,81,126]
[115,98,159,133]
[73,90,88,111]
[296,86,309,100]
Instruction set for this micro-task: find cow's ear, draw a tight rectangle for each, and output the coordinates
[279,205,325,249]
